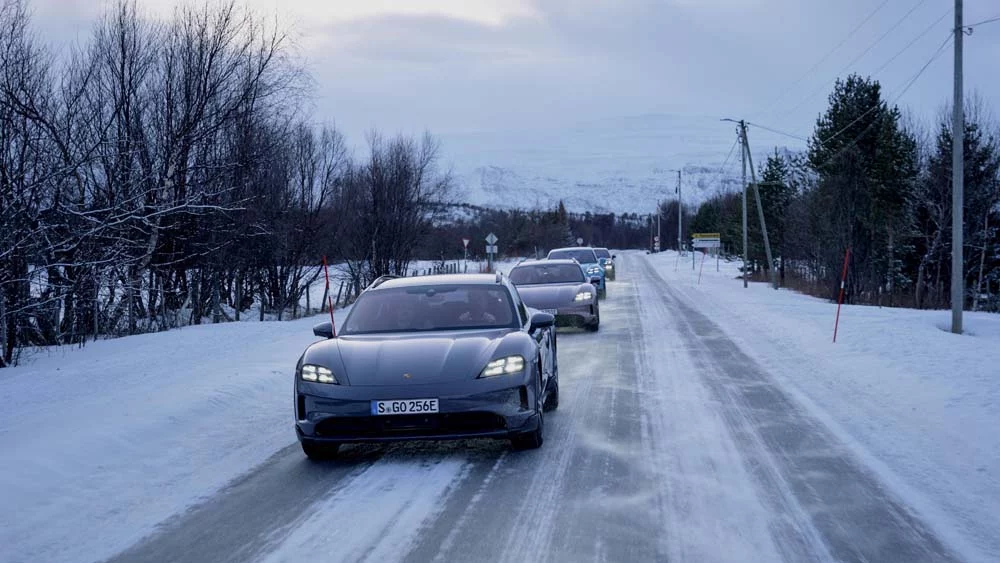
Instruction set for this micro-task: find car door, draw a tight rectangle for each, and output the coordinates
[508,282,553,388]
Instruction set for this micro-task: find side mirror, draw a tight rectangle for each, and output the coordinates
[313,321,335,339]
[589,276,601,285]
[529,312,555,331]
[612,254,617,260]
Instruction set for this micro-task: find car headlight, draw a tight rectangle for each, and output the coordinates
[604,263,613,269]
[574,290,593,301]
[586,265,602,275]
[300,364,338,384]
[480,355,525,377]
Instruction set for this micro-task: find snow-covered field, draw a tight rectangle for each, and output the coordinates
[645,250,1000,560]
[0,308,351,563]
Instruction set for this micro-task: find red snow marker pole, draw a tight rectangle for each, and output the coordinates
[698,250,707,284]
[322,256,336,337]
[833,247,850,343]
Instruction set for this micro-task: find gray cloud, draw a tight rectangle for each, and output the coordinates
[24,0,1000,143]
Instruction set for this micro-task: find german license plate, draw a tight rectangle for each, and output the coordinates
[372,398,439,416]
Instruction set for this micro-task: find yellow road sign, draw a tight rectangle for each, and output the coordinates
[692,233,721,239]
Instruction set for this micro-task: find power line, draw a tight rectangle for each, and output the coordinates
[719,138,739,172]
[749,10,952,149]
[783,0,931,118]
[758,0,891,116]
[871,8,951,76]
[745,122,810,143]
[816,32,952,150]
[810,33,952,171]
[967,15,1000,28]
[889,32,953,104]
[706,138,741,193]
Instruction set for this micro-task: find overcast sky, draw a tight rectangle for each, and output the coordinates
[27,0,1000,142]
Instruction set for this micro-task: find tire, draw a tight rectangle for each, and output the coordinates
[301,440,340,460]
[587,303,601,332]
[512,414,544,450]
[543,378,559,411]
[512,373,545,450]
[551,332,558,377]
[598,286,607,300]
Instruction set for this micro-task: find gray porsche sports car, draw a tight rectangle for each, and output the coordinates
[294,273,559,459]
[509,260,600,331]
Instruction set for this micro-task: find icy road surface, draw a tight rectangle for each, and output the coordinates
[102,254,964,563]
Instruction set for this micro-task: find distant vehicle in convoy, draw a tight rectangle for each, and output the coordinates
[546,247,606,299]
[509,259,600,331]
[294,274,559,459]
[594,247,616,280]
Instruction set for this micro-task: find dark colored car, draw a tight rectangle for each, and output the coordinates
[546,247,606,298]
[594,248,616,281]
[509,260,600,331]
[294,274,559,459]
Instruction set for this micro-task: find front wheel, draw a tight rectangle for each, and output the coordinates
[301,441,340,460]
[543,379,559,411]
[598,286,607,300]
[512,381,545,450]
[512,416,544,450]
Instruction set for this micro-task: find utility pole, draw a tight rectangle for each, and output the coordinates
[677,170,683,254]
[649,214,653,251]
[657,200,661,252]
[951,0,964,334]
[741,130,748,288]
[740,121,778,289]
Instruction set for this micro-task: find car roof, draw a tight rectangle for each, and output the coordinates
[548,247,596,253]
[514,259,579,267]
[372,273,503,291]
[594,247,610,251]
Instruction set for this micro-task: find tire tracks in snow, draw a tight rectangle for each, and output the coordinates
[630,259,787,562]
[636,256,961,562]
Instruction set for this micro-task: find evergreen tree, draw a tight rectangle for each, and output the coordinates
[751,150,797,280]
[806,74,918,302]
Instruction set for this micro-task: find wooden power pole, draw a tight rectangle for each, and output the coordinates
[951,0,964,334]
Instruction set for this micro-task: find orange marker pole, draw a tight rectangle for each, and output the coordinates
[323,256,336,337]
[833,248,851,343]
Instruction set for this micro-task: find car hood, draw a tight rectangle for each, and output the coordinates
[334,329,511,386]
[516,283,589,308]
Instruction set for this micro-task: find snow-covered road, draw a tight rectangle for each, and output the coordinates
[3,252,996,562]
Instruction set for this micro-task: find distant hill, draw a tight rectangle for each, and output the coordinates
[438,114,804,214]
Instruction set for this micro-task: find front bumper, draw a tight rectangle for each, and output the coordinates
[552,302,599,327]
[295,377,540,443]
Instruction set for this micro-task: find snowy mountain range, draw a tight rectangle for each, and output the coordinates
[439,114,805,214]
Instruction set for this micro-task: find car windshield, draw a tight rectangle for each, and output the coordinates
[341,285,518,334]
[510,264,585,285]
[548,248,598,263]
[594,249,611,259]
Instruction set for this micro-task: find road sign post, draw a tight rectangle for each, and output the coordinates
[485,232,498,272]
[692,233,722,275]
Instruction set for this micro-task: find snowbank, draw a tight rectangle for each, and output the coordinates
[642,250,1000,561]
[0,308,349,563]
